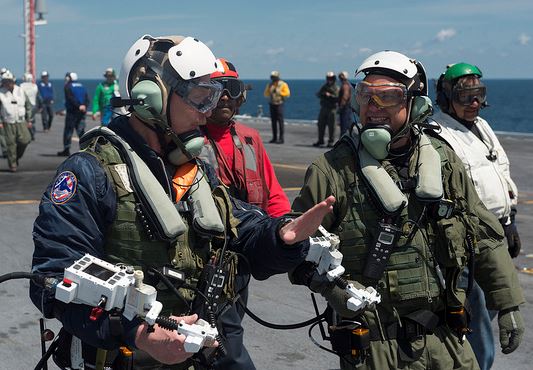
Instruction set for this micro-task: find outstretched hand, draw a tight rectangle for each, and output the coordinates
[279,195,335,245]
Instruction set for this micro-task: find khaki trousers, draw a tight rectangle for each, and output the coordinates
[3,121,31,168]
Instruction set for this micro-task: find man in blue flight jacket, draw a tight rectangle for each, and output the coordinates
[30,34,334,370]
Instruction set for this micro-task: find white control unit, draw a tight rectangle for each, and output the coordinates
[55,254,136,310]
[54,254,218,353]
[177,319,218,353]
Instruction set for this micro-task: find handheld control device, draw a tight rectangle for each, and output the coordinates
[54,254,218,352]
[177,319,218,353]
[308,227,381,313]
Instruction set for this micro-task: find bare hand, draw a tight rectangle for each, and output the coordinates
[27,121,32,128]
[92,112,100,121]
[135,314,217,365]
[79,104,87,113]
[280,196,335,245]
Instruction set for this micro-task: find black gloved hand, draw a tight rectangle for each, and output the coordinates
[503,208,521,258]
[289,261,357,318]
[504,222,521,258]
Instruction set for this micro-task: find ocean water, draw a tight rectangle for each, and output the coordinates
[48,79,533,134]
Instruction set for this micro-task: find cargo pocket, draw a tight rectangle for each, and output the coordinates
[435,218,467,267]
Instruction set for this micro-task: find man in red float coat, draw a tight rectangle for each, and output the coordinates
[201,58,290,217]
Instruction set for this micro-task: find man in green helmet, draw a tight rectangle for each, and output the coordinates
[291,51,525,370]
[430,63,521,370]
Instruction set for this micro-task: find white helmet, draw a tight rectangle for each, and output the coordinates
[355,50,427,95]
[1,70,15,82]
[353,50,432,125]
[23,73,33,82]
[118,35,222,127]
[118,35,223,166]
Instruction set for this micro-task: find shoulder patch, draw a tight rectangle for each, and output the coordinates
[51,171,78,204]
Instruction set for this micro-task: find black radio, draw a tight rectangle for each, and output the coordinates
[363,222,401,281]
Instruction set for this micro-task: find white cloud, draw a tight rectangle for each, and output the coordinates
[265,47,285,56]
[435,28,457,42]
[358,48,372,54]
[204,40,214,47]
[519,33,530,45]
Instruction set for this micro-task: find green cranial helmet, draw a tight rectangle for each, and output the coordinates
[437,62,484,112]
[443,63,482,81]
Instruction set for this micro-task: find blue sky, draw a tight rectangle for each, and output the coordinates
[1,0,532,80]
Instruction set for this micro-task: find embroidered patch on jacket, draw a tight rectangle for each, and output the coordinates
[51,171,78,204]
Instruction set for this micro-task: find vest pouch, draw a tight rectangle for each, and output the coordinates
[244,178,264,208]
[435,218,467,268]
[338,226,367,275]
[386,245,438,302]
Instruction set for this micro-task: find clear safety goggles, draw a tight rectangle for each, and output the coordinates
[174,79,223,113]
[355,81,408,108]
[452,85,487,106]
[217,78,246,100]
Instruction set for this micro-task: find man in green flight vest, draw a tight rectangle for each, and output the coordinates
[291,50,525,370]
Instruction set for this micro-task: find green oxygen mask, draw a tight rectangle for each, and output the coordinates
[360,125,393,160]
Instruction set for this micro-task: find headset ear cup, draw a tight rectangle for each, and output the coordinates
[410,96,433,123]
[351,90,360,115]
[436,91,449,111]
[130,80,163,121]
[435,75,449,112]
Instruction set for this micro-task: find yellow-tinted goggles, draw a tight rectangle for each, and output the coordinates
[355,81,407,108]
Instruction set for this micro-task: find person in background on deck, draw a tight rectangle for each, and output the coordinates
[20,73,39,140]
[58,72,89,157]
[92,67,120,126]
[264,70,290,144]
[37,71,54,132]
[338,71,353,137]
[0,70,32,172]
[430,62,521,370]
[201,58,291,217]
